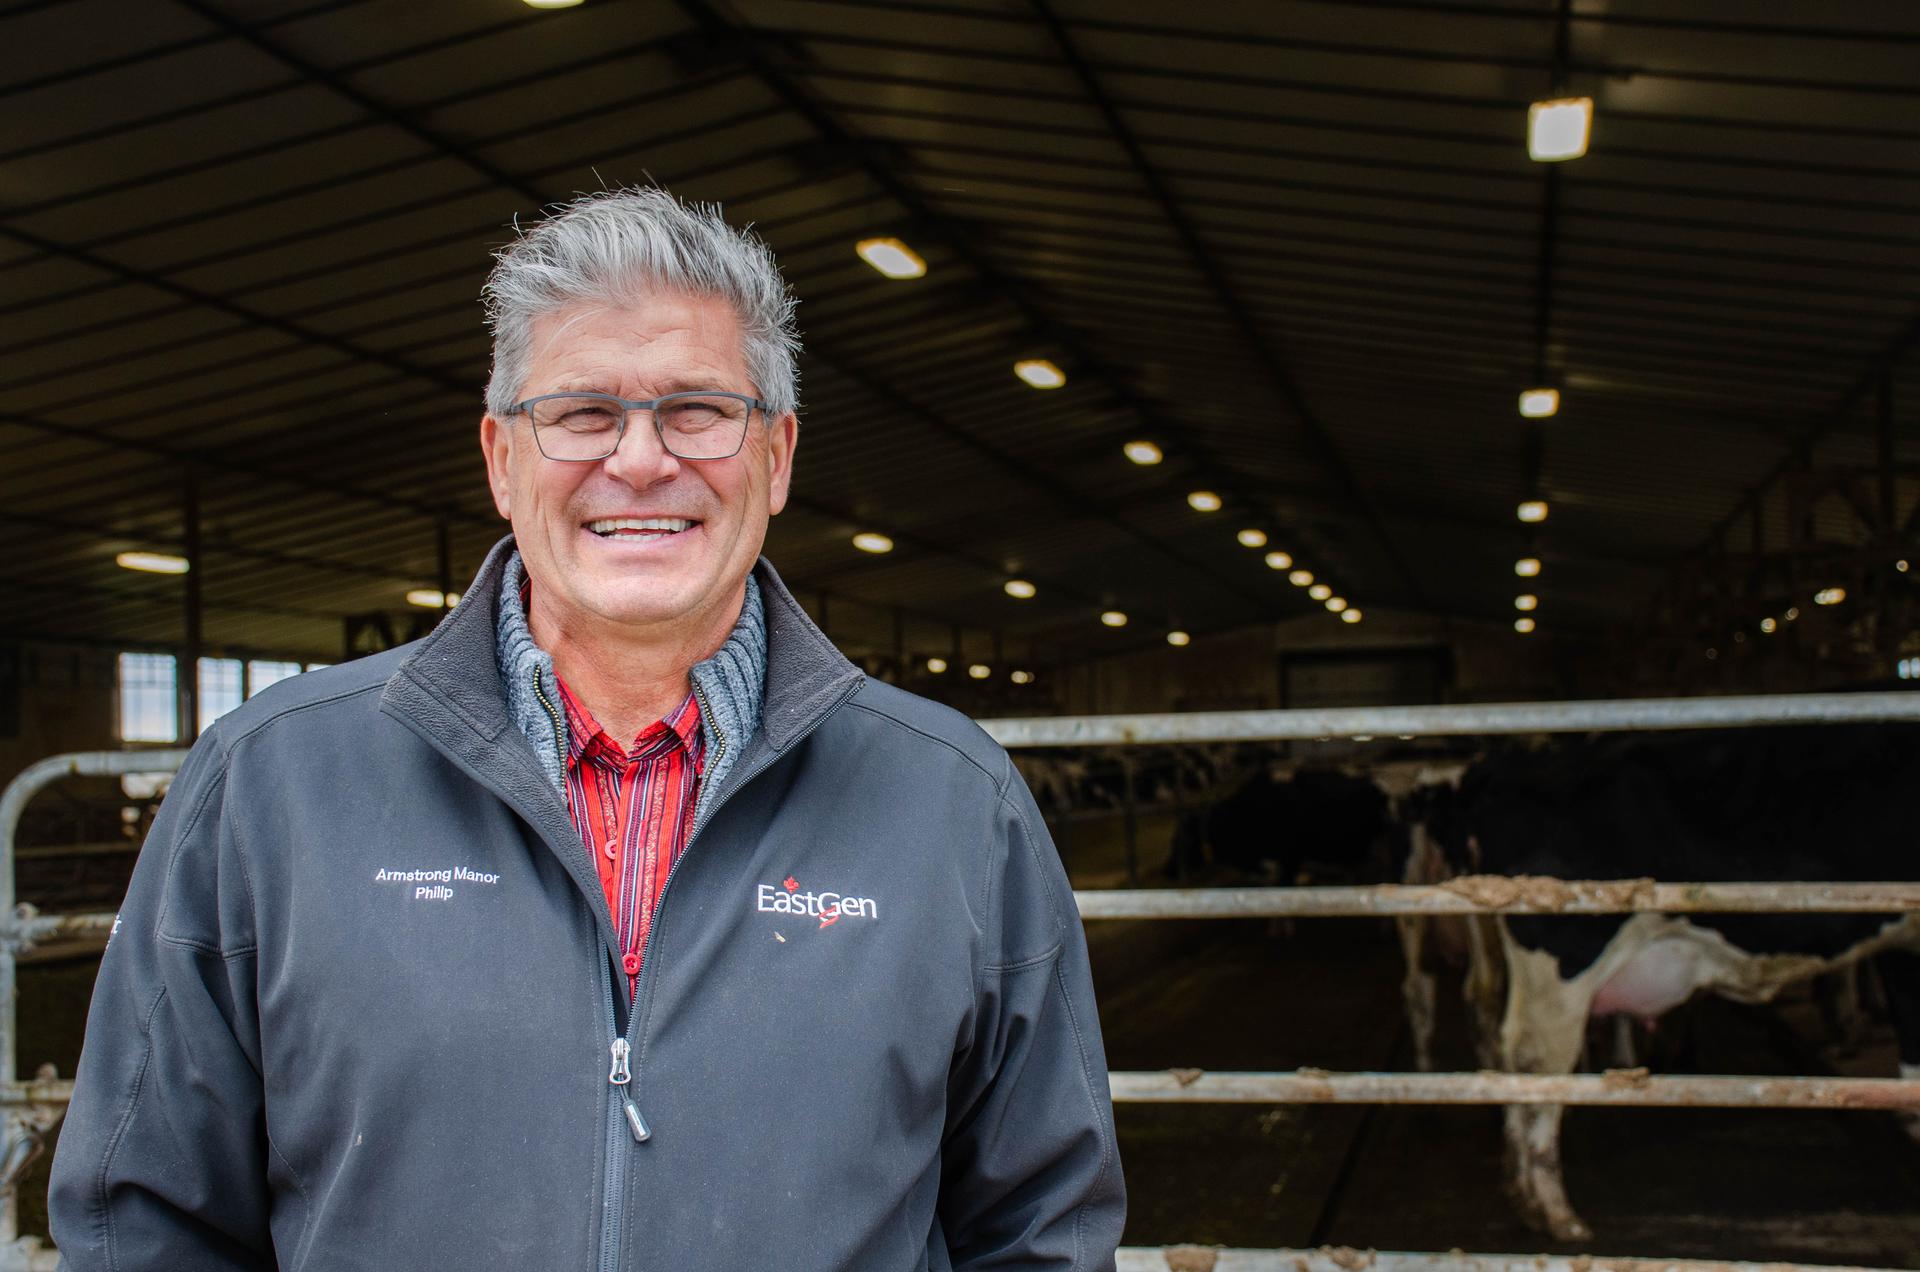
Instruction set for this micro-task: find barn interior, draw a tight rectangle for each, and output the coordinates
[4,0,1919,1267]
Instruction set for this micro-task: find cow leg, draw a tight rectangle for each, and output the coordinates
[1397,914,1438,1071]
[1609,1014,1637,1069]
[1464,914,1507,1071]
[1498,932,1595,1242]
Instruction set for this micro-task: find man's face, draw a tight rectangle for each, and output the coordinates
[481,292,797,642]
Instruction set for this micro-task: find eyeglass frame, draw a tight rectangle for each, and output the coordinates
[506,390,774,462]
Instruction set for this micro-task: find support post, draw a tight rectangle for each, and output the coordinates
[180,467,203,743]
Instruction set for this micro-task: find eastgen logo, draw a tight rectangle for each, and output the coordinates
[756,875,878,929]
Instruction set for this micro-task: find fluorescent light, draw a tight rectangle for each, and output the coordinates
[1288,569,1314,587]
[1187,490,1222,512]
[1166,630,1191,647]
[1515,594,1538,611]
[1237,528,1268,548]
[1815,587,1847,606]
[1309,583,1332,601]
[1265,551,1293,570]
[116,551,190,575]
[1123,440,1163,466]
[1514,617,1536,634]
[926,657,948,674]
[1528,96,1592,162]
[1014,359,1066,390]
[1515,557,1542,578]
[1100,610,1128,628]
[968,663,991,680]
[1325,597,1348,613]
[407,588,447,609]
[1010,669,1034,685]
[1518,388,1560,419]
[851,532,894,554]
[1003,578,1036,599]
[1341,609,1362,624]
[1517,500,1549,523]
[854,237,926,280]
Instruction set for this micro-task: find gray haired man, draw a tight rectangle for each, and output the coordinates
[49,188,1125,1270]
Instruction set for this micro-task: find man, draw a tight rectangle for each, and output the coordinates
[50,189,1125,1270]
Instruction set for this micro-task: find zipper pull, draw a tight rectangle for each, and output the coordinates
[608,1038,631,1086]
[623,1100,651,1142]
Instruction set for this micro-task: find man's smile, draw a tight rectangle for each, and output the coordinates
[583,516,703,544]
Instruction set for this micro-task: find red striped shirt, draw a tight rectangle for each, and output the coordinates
[554,676,704,998]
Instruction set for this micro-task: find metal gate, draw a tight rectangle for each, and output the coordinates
[4,689,1920,1270]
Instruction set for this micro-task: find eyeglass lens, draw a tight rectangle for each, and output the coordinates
[527,393,752,460]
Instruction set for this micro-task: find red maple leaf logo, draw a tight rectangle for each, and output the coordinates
[782,876,799,893]
[819,907,841,929]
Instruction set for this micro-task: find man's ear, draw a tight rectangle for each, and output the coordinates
[481,413,513,519]
[766,411,798,516]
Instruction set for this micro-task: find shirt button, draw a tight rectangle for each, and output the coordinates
[622,953,641,976]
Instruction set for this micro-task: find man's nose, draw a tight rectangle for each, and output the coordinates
[601,409,680,485]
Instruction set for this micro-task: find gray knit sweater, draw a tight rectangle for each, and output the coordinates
[494,550,768,829]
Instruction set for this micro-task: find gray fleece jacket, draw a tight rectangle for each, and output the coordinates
[49,537,1124,1271]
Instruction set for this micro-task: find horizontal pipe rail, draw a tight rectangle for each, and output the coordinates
[1072,880,1920,918]
[981,690,1920,747]
[1115,1249,1904,1272]
[1109,1069,1920,1110]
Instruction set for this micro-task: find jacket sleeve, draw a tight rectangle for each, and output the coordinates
[940,759,1125,1270]
[49,726,281,1270]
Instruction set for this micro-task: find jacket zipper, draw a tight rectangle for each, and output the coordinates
[546,663,857,1272]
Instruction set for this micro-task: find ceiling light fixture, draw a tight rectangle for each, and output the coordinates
[925,657,948,674]
[1100,610,1128,628]
[1341,609,1363,624]
[116,551,189,575]
[1815,587,1847,606]
[1518,388,1560,419]
[968,663,991,680]
[523,0,585,8]
[851,531,894,554]
[1759,617,1777,634]
[1515,557,1542,577]
[406,588,448,609]
[1010,669,1034,685]
[1515,594,1539,611]
[1123,440,1163,466]
[1515,617,1536,634]
[1517,500,1549,523]
[1237,528,1268,548]
[1309,583,1332,601]
[1326,597,1348,613]
[1288,569,1314,587]
[854,237,927,279]
[1003,578,1036,599]
[1265,551,1293,570]
[1187,490,1222,512]
[1014,359,1066,390]
[1166,630,1191,647]
[1528,96,1593,162]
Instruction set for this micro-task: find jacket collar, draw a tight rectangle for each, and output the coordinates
[382,534,860,784]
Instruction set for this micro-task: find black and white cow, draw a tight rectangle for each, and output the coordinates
[1438,726,1920,1240]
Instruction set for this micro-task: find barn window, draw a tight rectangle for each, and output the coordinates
[246,660,303,697]
[198,658,243,732]
[116,653,177,743]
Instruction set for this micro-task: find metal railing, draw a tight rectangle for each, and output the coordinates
[5,691,1920,1270]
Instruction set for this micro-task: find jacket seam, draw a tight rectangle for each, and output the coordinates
[223,680,387,750]
[154,932,258,961]
[843,701,1004,788]
[1051,957,1112,1271]
[151,732,232,943]
[97,986,166,1272]
[996,774,1067,964]
[983,942,1063,975]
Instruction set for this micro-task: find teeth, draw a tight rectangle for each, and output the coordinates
[588,517,694,535]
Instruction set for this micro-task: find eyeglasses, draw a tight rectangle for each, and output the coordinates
[508,391,770,462]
